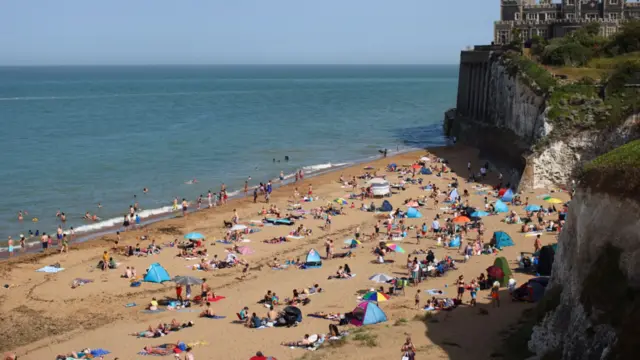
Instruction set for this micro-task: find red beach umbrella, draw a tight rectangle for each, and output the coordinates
[486,265,504,279]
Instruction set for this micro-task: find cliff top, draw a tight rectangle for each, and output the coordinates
[582,139,640,199]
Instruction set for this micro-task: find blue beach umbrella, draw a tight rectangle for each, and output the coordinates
[525,205,542,212]
[184,232,205,240]
[470,211,489,217]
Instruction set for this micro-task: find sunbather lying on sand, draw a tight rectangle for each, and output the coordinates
[131,320,195,338]
[309,312,342,320]
[264,237,288,244]
[281,334,317,347]
[199,302,216,317]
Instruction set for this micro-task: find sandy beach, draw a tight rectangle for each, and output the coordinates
[0,145,568,360]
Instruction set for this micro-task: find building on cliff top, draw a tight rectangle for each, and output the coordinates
[494,0,640,45]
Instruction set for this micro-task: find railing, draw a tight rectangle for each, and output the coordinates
[523,4,559,9]
[494,18,625,26]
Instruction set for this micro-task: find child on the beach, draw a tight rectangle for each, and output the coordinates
[491,282,500,308]
[415,290,420,308]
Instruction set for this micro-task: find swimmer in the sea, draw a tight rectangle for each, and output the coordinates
[285,155,289,162]
[60,212,66,222]
[143,187,148,194]
[56,209,61,218]
[18,211,23,221]
[97,203,102,208]
[84,212,91,220]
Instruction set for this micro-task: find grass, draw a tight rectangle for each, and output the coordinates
[589,51,640,69]
[581,140,640,198]
[546,66,608,82]
[503,52,557,94]
[352,330,379,347]
[394,318,408,326]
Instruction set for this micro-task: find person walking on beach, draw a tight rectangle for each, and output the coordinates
[401,336,416,360]
[60,234,69,254]
[20,234,25,252]
[173,197,178,211]
[244,180,249,197]
[7,236,14,257]
[41,232,48,251]
[182,198,188,217]
[197,195,203,210]
[253,188,258,203]
[207,190,213,208]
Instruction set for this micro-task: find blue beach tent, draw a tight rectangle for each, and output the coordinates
[304,249,322,269]
[492,231,515,250]
[144,263,171,283]
[380,200,393,212]
[421,167,432,175]
[350,301,387,327]
[495,200,509,213]
[501,189,514,202]
[448,235,461,248]
[406,207,422,218]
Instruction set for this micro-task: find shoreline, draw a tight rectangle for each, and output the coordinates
[0,146,428,257]
[0,147,427,263]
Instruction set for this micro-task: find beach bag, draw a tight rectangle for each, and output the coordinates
[402,351,415,360]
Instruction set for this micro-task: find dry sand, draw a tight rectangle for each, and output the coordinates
[0,145,568,360]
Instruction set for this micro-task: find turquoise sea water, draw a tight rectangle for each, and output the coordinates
[0,65,457,249]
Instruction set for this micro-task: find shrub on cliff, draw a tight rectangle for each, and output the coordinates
[542,42,593,67]
[606,20,640,56]
[581,140,640,199]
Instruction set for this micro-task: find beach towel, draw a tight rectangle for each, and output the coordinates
[125,302,137,307]
[141,309,166,314]
[241,239,251,243]
[331,274,356,280]
[175,308,200,313]
[286,235,304,240]
[216,240,233,245]
[36,266,65,273]
[426,289,445,296]
[525,232,544,237]
[203,315,226,319]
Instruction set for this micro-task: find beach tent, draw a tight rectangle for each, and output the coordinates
[406,207,422,218]
[492,231,514,250]
[144,263,171,283]
[350,301,387,327]
[420,167,432,175]
[304,249,322,268]
[498,188,507,197]
[494,200,509,213]
[501,189,514,202]
[447,188,459,202]
[448,235,461,248]
[368,178,390,197]
[537,245,556,276]
[493,257,512,287]
[380,200,393,212]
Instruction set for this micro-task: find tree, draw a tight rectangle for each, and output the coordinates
[608,20,640,55]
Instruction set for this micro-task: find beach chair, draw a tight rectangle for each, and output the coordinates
[392,279,406,296]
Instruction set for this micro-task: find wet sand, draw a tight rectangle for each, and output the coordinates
[0,145,568,360]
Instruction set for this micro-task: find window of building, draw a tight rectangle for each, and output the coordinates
[586,14,597,20]
[499,30,509,44]
[547,12,557,20]
[609,0,618,5]
[566,0,575,5]
[566,13,575,20]
[538,29,548,39]
[527,13,538,21]
[609,13,620,20]
[514,12,521,20]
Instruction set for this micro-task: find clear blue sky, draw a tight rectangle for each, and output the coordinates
[0,0,496,65]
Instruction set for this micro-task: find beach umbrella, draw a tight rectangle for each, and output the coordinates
[237,246,254,255]
[546,198,563,204]
[184,232,205,240]
[334,198,348,205]
[172,275,204,286]
[486,265,504,279]
[405,201,420,208]
[470,211,489,217]
[452,216,471,224]
[369,273,393,283]
[230,224,248,231]
[411,163,421,170]
[525,205,542,212]
[362,291,390,302]
[420,157,430,162]
[385,243,405,253]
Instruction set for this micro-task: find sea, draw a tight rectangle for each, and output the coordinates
[0,65,458,251]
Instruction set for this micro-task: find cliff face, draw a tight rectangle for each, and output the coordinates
[445,51,640,190]
[528,189,640,360]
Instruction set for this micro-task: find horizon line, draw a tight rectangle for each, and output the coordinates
[0,63,458,68]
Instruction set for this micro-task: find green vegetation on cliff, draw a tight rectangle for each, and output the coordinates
[582,140,640,198]
[505,20,640,139]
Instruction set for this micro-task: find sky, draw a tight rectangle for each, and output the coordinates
[0,0,496,66]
